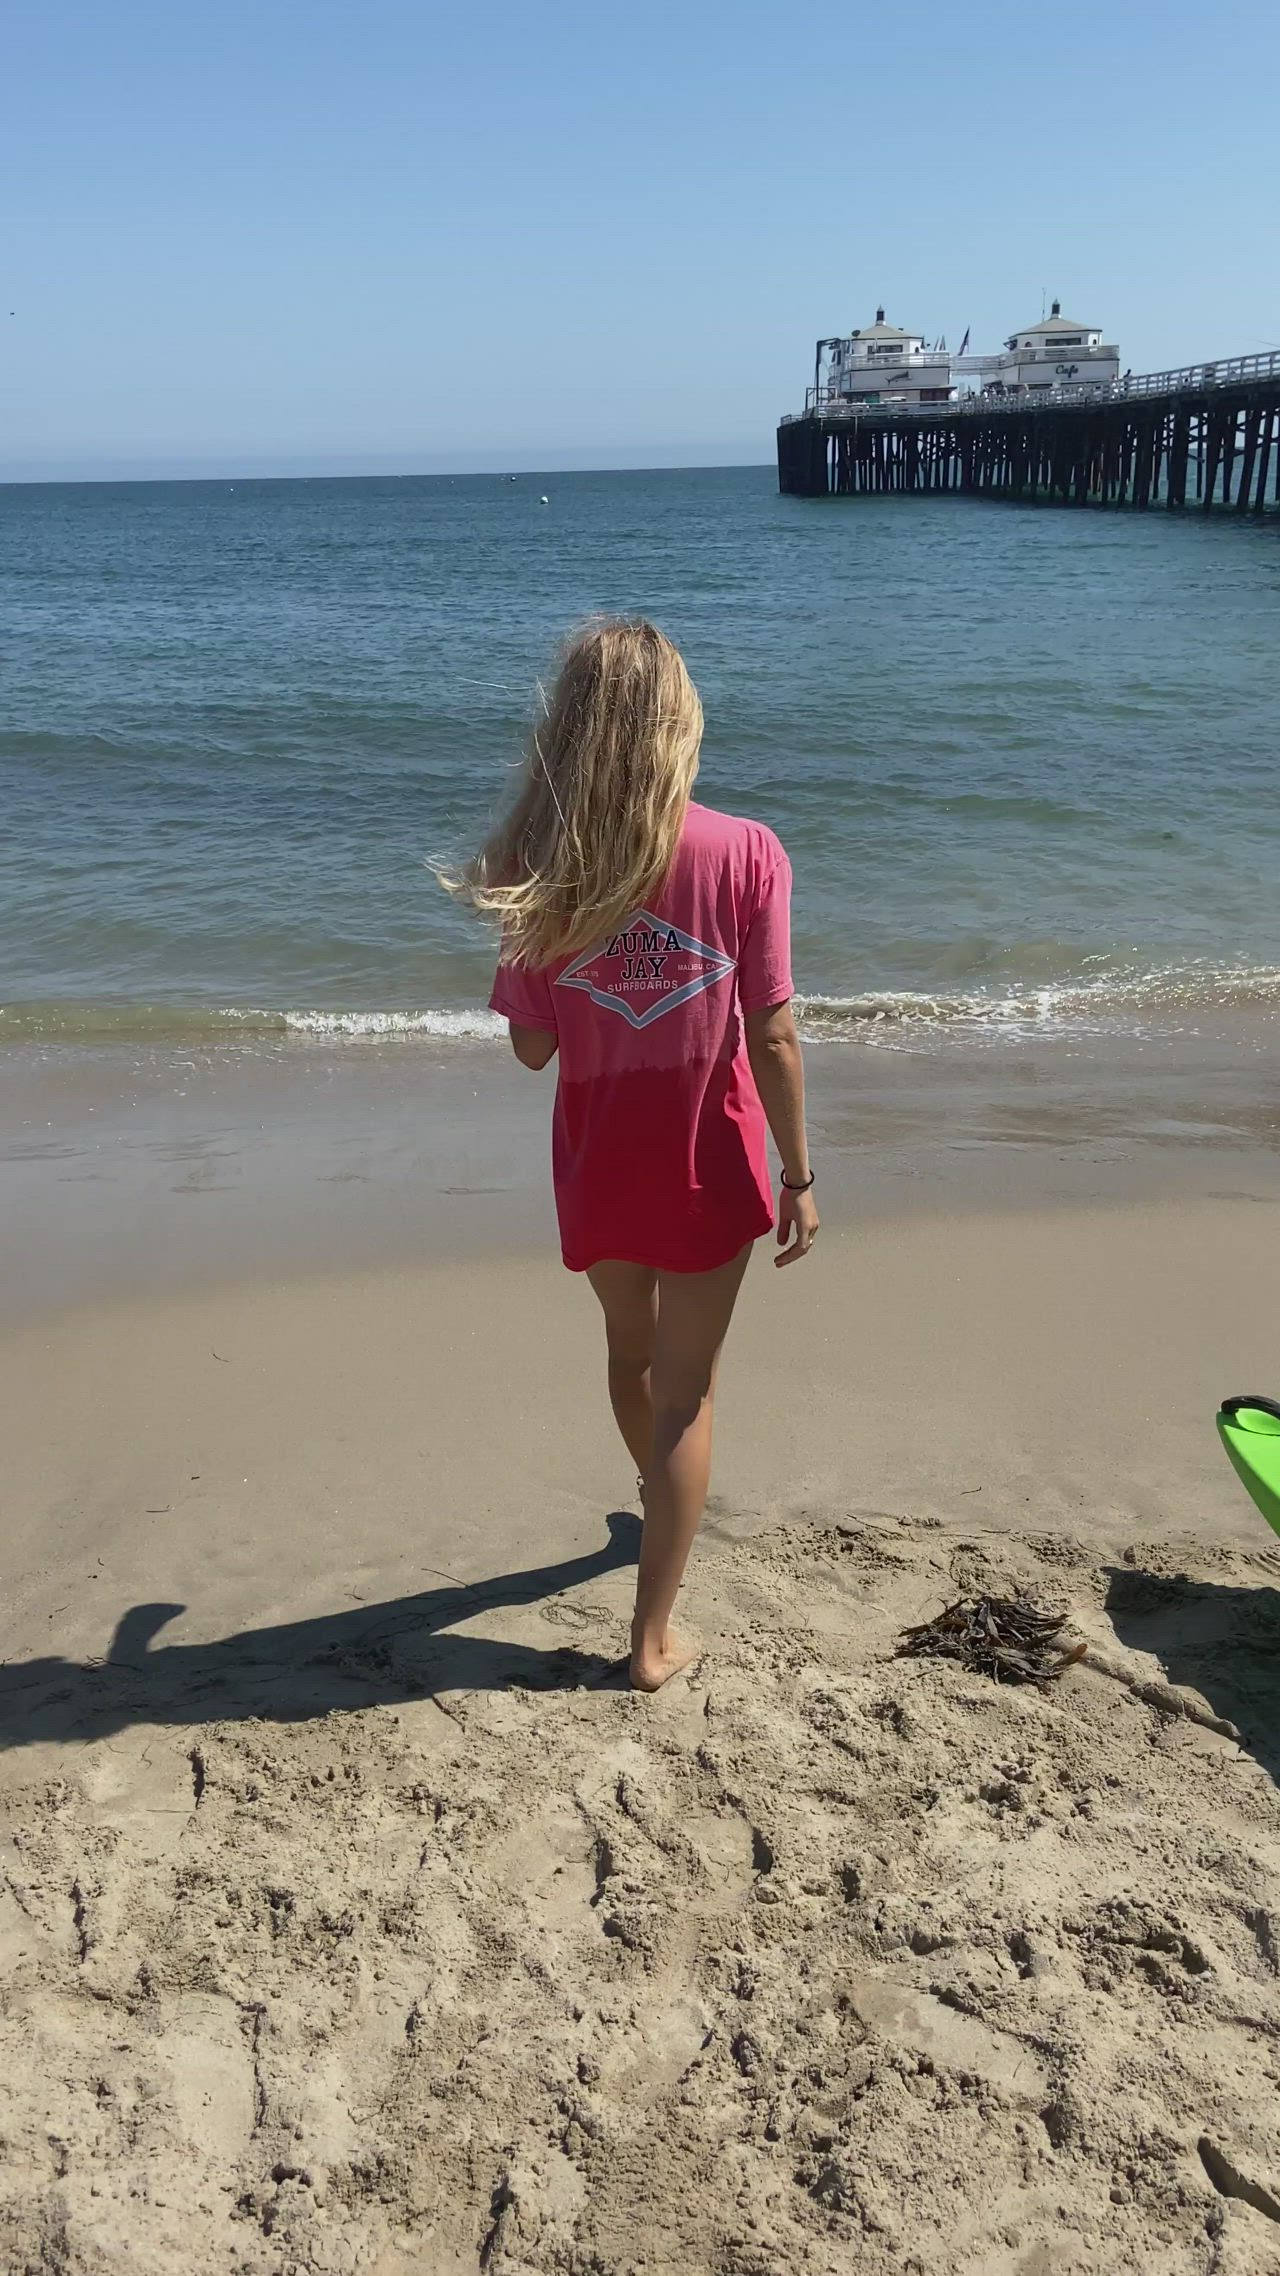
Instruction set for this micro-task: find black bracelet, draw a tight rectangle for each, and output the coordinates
[780,1169,815,1192]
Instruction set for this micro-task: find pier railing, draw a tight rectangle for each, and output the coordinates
[782,347,1280,424]
[1114,349,1280,398]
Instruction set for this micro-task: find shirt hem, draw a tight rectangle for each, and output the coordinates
[737,982,794,1015]
[489,997,558,1035]
[561,1208,774,1276]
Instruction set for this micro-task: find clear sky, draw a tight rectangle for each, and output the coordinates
[4,0,1278,478]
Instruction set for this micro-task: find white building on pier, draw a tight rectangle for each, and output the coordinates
[958,301,1121,396]
[817,310,953,410]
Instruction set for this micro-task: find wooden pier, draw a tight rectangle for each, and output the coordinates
[777,352,1280,509]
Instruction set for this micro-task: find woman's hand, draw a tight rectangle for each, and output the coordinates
[776,1184,819,1267]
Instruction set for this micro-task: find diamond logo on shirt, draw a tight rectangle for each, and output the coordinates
[557,910,736,1030]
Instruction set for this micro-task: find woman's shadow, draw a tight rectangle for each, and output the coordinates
[0,1512,641,1753]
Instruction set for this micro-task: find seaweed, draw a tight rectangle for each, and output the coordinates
[897,1595,1086,1687]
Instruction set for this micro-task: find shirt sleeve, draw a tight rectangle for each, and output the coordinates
[738,853,794,1013]
[489,956,559,1034]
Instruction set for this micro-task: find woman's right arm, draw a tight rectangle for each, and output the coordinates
[744,1000,819,1266]
[508,1021,558,1070]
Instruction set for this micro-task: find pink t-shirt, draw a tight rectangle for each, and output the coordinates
[490,801,792,1274]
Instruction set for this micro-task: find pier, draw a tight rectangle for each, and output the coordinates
[777,351,1280,509]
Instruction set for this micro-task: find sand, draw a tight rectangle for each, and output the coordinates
[3,1173,1280,2273]
[3,1018,1280,2274]
[3,1503,1280,2276]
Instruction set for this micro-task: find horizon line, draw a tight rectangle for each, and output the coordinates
[0,450,776,489]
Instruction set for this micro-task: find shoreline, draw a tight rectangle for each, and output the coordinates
[5,961,1280,1049]
[2,1011,1277,1328]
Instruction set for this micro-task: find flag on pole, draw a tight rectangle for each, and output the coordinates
[958,326,971,358]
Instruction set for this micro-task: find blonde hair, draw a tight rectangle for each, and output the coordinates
[442,618,703,969]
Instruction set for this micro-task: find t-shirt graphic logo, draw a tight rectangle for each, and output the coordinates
[557,910,736,1030]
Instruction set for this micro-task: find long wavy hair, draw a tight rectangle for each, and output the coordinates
[442,618,703,969]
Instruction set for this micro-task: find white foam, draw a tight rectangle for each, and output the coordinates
[276,1007,507,1040]
[794,965,1280,1040]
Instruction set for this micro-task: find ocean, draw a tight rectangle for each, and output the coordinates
[3,463,1278,1052]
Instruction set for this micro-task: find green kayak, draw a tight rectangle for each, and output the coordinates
[1217,1395,1280,1537]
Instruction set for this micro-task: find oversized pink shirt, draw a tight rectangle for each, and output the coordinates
[490,802,793,1273]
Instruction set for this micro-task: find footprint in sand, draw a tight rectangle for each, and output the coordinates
[847,1973,1050,2102]
[590,1993,711,2104]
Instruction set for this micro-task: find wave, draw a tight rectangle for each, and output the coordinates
[795,965,1280,1035]
[3,965,1278,1049]
[0,1003,507,1046]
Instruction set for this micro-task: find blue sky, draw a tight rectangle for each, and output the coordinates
[3,0,1277,477]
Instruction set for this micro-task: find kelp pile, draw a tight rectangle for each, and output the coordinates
[897,1596,1086,1687]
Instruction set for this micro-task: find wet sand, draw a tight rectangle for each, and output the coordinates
[2,1009,1277,1322]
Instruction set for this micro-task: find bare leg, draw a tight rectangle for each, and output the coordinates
[586,1261,658,1480]
[631,1245,751,1691]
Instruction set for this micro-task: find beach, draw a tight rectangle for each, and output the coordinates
[4,1027,1280,2273]
[4,463,1280,2269]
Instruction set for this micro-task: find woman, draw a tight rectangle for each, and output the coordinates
[446,620,817,1690]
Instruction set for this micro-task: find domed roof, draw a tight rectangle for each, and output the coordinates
[852,307,921,343]
[1013,300,1096,338]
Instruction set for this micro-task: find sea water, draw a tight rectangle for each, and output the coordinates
[3,464,1278,1051]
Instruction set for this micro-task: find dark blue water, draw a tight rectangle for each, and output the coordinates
[3,465,1278,1046]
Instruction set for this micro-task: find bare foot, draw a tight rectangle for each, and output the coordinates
[629,1627,699,1692]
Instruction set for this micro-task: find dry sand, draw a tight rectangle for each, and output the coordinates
[4,1181,1280,2272]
